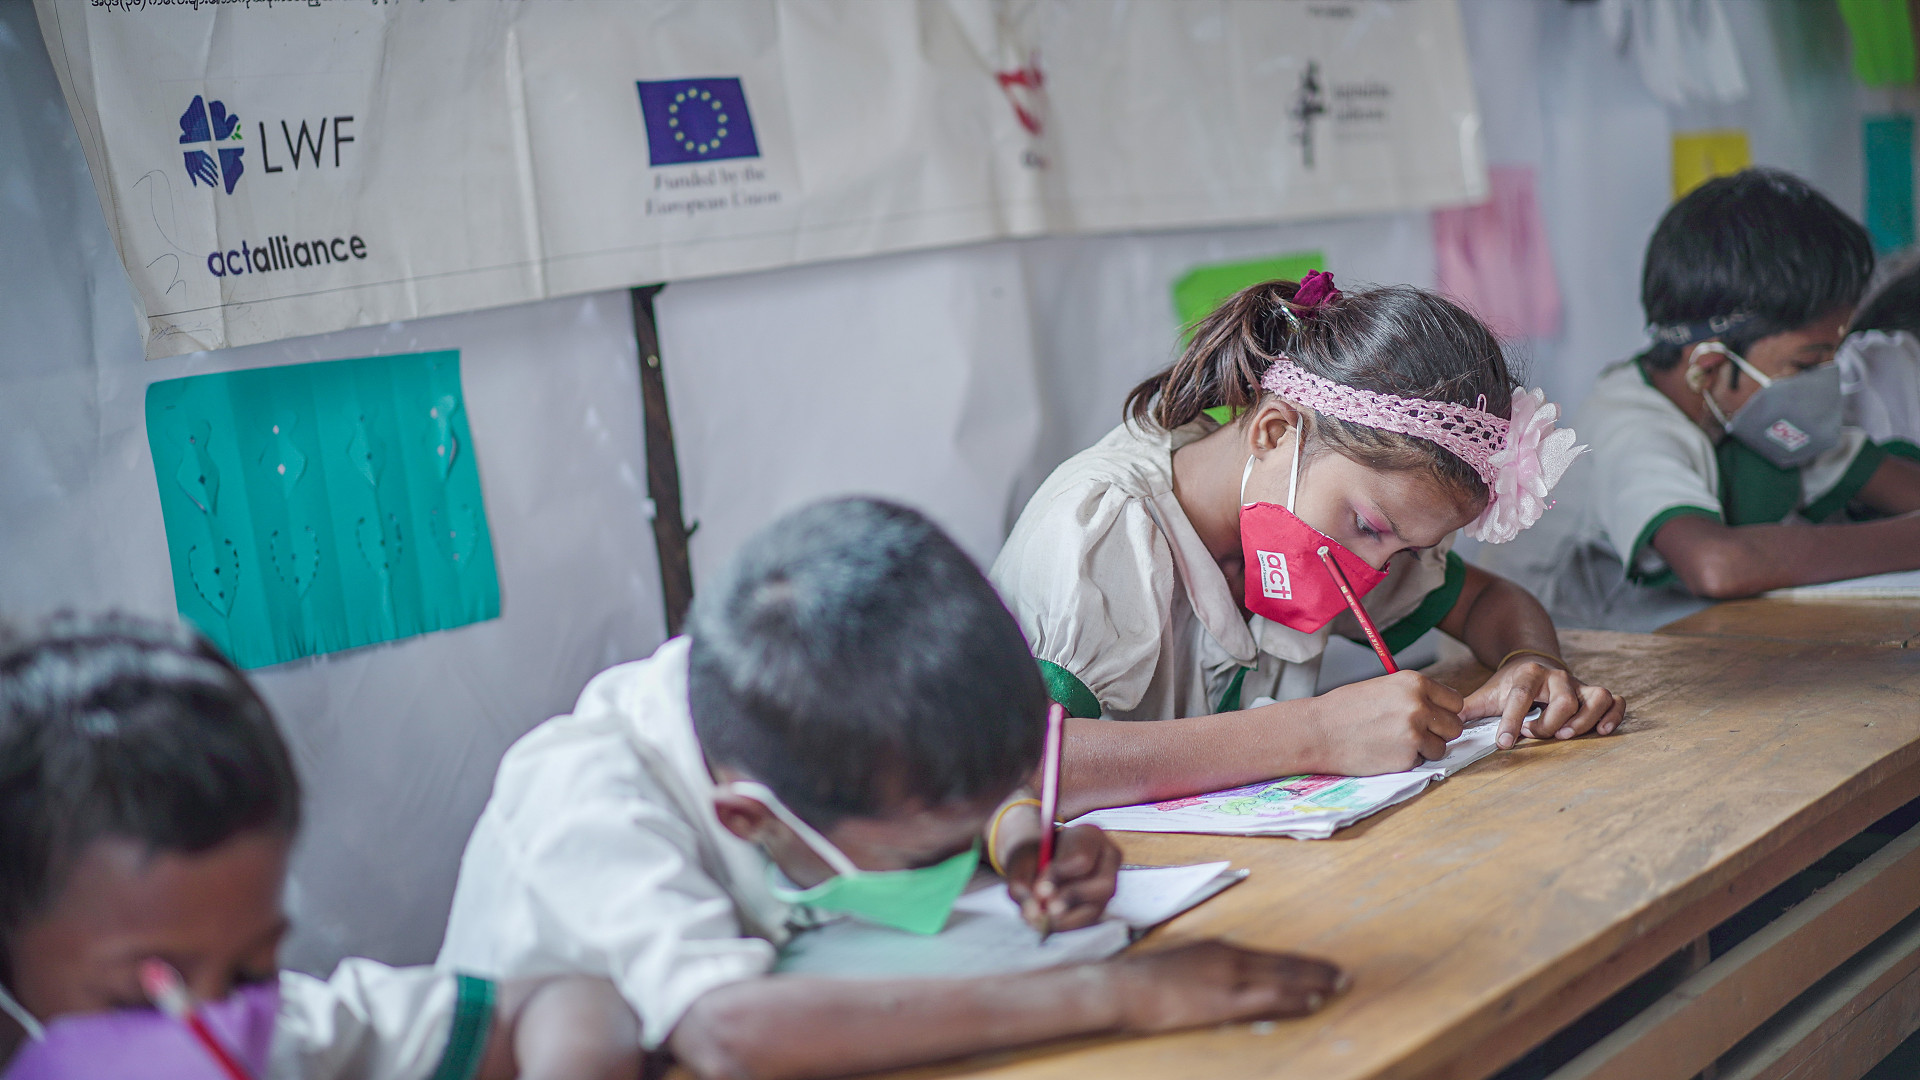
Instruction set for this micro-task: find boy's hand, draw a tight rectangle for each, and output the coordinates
[1001,824,1121,932]
[1303,670,1465,775]
[1109,942,1345,1032]
[1462,657,1624,750]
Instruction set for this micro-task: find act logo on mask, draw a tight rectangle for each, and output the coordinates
[1766,419,1810,452]
[1258,550,1293,600]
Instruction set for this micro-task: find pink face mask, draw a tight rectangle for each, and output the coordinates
[1238,439,1388,634]
[2,980,278,1080]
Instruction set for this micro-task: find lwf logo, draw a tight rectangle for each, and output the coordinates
[180,95,244,194]
[180,95,358,195]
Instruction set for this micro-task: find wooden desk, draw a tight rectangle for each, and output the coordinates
[1656,595,1920,648]
[888,629,1920,1080]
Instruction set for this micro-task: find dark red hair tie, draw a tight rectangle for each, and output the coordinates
[1293,270,1341,309]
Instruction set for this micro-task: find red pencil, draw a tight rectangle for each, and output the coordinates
[1035,702,1065,940]
[139,959,255,1080]
[1036,702,1065,873]
[1317,545,1398,675]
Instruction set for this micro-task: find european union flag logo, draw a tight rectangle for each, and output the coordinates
[637,78,760,166]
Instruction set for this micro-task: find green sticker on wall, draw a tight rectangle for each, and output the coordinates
[145,350,500,669]
[1171,251,1326,341]
[1865,115,1916,254]
[1839,0,1917,87]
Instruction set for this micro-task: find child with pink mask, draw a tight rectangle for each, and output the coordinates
[991,274,1625,818]
[0,614,642,1080]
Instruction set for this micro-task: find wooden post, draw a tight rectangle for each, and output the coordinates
[630,284,695,636]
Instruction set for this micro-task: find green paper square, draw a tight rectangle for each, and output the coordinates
[1865,114,1916,254]
[1172,252,1327,340]
[1840,0,1917,86]
[145,350,500,669]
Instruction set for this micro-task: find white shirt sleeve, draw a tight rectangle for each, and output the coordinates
[497,776,776,1049]
[1587,400,1723,574]
[990,480,1175,715]
[272,961,490,1080]
[437,674,778,1052]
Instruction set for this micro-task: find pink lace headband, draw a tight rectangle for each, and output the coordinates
[1260,358,1583,543]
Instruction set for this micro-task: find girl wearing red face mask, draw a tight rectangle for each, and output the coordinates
[990,274,1625,819]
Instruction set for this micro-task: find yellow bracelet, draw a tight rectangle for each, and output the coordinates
[985,797,1042,877]
[1498,648,1568,671]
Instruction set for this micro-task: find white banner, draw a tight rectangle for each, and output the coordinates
[37,0,1484,359]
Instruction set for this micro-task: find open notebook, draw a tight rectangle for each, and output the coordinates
[775,861,1245,977]
[1067,715,1513,840]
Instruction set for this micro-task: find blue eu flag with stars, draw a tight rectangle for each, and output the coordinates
[637,78,760,166]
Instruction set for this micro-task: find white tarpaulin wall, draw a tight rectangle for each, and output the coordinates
[0,0,1884,973]
[36,0,1485,358]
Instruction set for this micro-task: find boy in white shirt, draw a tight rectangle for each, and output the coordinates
[0,614,642,1080]
[439,497,1343,1080]
[1481,169,1920,629]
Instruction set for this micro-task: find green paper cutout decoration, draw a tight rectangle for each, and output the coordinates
[1865,115,1916,254]
[145,350,501,669]
[1839,0,1917,87]
[1171,251,1327,343]
[1175,252,1327,424]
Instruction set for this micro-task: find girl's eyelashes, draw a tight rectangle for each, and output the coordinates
[1353,514,1383,540]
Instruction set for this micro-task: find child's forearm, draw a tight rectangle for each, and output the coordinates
[484,976,644,1080]
[1438,565,1563,671]
[1860,456,1920,515]
[668,967,1122,1080]
[1654,512,1920,598]
[1056,709,1325,818]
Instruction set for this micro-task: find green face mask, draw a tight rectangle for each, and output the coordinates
[726,780,979,935]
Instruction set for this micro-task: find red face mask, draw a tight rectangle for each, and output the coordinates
[1239,441,1389,634]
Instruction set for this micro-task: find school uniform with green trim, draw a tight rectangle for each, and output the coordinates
[273,960,495,1080]
[1477,360,1899,632]
[991,421,1464,721]
[437,638,810,1052]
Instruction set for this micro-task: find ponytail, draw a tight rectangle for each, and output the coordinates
[1125,280,1305,430]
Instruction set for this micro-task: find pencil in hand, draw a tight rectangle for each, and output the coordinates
[1318,545,1397,675]
[140,958,256,1080]
[1036,701,1065,941]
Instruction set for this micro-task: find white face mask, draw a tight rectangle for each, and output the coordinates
[1692,341,1843,468]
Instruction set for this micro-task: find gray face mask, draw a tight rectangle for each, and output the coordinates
[1692,342,1842,469]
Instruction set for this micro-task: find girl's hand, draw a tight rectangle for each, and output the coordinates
[1303,670,1466,774]
[1001,824,1121,932]
[1462,658,1624,750]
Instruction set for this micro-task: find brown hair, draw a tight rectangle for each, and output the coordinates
[1125,280,1515,501]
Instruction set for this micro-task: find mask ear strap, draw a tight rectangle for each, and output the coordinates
[1240,455,1256,507]
[0,980,46,1042]
[1694,341,1773,388]
[1286,430,1303,513]
[725,780,862,878]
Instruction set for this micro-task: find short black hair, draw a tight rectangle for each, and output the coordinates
[1640,168,1874,370]
[0,614,300,964]
[1853,251,1920,338]
[686,498,1046,828]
